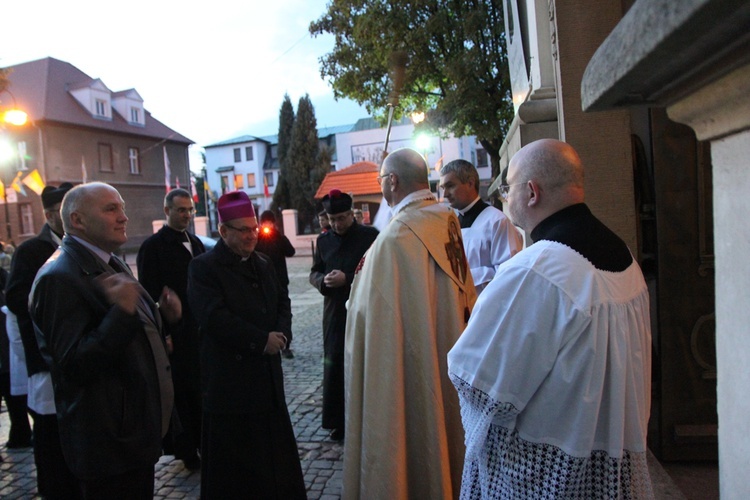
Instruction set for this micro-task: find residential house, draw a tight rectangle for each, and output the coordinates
[0,57,192,248]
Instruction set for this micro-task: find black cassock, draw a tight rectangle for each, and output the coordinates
[309,222,379,431]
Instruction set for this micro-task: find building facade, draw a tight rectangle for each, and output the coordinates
[0,57,192,248]
[203,116,493,228]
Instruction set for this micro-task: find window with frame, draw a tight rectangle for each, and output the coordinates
[264,172,274,187]
[221,175,230,193]
[245,146,254,161]
[99,143,113,171]
[95,99,107,117]
[247,173,256,188]
[476,147,489,168]
[234,148,241,162]
[19,203,34,235]
[234,174,244,189]
[130,108,140,123]
[128,147,140,174]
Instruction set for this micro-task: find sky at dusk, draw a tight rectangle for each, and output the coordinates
[2,0,372,171]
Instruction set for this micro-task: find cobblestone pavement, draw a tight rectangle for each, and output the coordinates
[0,255,341,499]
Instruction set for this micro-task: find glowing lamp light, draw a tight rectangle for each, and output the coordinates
[411,111,425,124]
[262,226,272,235]
[3,109,28,126]
[416,133,431,151]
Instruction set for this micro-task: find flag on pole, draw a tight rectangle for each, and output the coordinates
[163,146,171,194]
[191,176,199,202]
[11,171,27,196]
[21,169,46,195]
[204,178,216,202]
[81,156,88,183]
[263,175,270,197]
[176,176,181,189]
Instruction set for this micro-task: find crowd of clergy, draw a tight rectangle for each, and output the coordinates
[0,138,654,499]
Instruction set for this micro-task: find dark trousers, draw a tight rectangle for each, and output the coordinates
[0,372,32,445]
[172,386,202,460]
[29,410,81,499]
[79,465,154,500]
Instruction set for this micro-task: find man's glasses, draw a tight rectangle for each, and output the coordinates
[172,207,196,215]
[377,172,391,181]
[223,223,259,235]
[499,182,525,201]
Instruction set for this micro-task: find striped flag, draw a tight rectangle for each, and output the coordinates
[163,146,171,194]
[191,176,199,202]
[263,175,270,197]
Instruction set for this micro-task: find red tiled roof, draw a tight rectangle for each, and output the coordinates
[315,161,382,198]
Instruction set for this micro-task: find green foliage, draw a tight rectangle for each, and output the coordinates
[288,94,320,232]
[272,94,295,211]
[310,0,514,177]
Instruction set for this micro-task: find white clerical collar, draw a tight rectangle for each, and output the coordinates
[392,189,435,215]
[457,196,481,216]
[69,235,113,264]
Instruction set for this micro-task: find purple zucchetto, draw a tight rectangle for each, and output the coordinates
[217,191,256,223]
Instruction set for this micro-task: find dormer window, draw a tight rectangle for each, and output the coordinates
[131,108,140,123]
[95,99,107,117]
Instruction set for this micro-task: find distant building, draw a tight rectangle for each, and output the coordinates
[0,57,192,247]
[203,116,492,226]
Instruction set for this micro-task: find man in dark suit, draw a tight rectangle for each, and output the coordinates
[137,188,205,470]
[5,182,79,498]
[30,182,180,499]
[188,191,305,499]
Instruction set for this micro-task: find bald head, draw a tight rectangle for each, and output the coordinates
[380,148,430,206]
[62,182,129,253]
[505,139,585,232]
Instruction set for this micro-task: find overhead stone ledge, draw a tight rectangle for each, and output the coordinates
[581,0,750,112]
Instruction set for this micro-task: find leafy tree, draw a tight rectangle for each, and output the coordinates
[310,0,513,179]
[288,94,320,233]
[272,94,295,211]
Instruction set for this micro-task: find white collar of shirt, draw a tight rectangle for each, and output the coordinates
[457,196,481,216]
[392,189,435,215]
[69,235,112,264]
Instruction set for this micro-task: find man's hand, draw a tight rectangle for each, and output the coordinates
[158,286,182,324]
[98,274,140,315]
[323,270,346,288]
[263,331,287,355]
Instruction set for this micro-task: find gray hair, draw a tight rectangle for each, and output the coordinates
[440,159,479,191]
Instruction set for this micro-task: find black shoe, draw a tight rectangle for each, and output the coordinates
[329,428,344,441]
[5,438,32,449]
[282,348,295,359]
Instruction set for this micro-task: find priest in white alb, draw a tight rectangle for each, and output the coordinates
[448,139,654,499]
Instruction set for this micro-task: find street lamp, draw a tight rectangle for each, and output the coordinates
[1,88,28,241]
